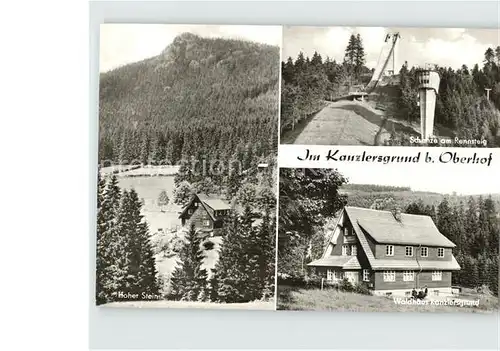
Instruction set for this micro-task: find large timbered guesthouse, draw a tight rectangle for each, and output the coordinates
[308,206,461,297]
[178,193,231,237]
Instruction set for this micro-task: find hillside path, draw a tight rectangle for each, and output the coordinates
[291,100,390,146]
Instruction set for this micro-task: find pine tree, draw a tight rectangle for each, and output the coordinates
[95,171,108,304]
[169,223,208,301]
[294,52,306,75]
[256,211,276,299]
[173,181,194,207]
[477,196,491,255]
[354,33,366,78]
[484,47,495,65]
[208,268,219,302]
[240,206,261,301]
[465,197,479,256]
[215,212,247,302]
[488,255,499,295]
[139,133,150,165]
[282,57,296,84]
[469,256,480,288]
[226,155,243,199]
[310,51,323,67]
[437,198,456,244]
[96,174,123,304]
[151,132,167,164]
[127,189,159,296]
[158,190,169,210]
[344,34,357,67]
[118,130,131,165]
[454,201,466,254]
[483,196,499,255]
[477,253,490,287]
[102,189,132,300]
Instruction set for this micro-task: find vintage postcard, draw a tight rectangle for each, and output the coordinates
[280,26,500,147]
[96,24,280,309]
[277,161,499,313]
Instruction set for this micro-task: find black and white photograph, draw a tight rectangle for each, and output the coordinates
[277,163,499,312]
[96,24,280,309]
[280,26,500,147]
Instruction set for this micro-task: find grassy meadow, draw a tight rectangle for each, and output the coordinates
[277,285,498,313]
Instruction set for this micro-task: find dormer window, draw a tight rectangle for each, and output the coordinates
[351,245,357,256]
[342,244,349,256]
[386,245,394,256]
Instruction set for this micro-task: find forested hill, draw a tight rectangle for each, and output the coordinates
[341,183,500,210]
[98,32,279,165]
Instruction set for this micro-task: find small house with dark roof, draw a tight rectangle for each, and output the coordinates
[178,194,231,237]
[308,206,460,297]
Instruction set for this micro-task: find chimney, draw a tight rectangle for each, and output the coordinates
[392,207,402,222]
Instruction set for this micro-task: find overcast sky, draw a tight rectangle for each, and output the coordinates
[283,26,499,70]
[336,161,500,196]
[99,24,282,72]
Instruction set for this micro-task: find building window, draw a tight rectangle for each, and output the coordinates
[194,202,198,207]
[403,271,415,282]
[351,245,357,256]
[188,209,193,215]
[432,271,442,281]
[405,246,413,257]
[438,248,444,258]
[420,247,428,257]
[433,290,440,296]
[363,269,370,282]
[203,220,211,227]
[386,245,394,256]
[383,271,396,282]
[327,269,334,281]
[342,244,349,256]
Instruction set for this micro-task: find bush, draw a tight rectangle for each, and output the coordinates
[353,282,372,295]
[277,275,323,289]
[338,278,354,292]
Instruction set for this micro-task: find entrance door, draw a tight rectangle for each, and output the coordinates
[345,271,359,285]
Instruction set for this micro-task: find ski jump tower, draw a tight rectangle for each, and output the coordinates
[416,67,440,139]
[384,33,399,76]
[364,32,400,93]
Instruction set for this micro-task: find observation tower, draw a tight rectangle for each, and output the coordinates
[416,67,440,139]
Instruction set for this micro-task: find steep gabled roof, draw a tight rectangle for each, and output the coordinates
[197,194,231,211]
[313,206,461,272]
[345,206,456,248]
[178,193,230,220]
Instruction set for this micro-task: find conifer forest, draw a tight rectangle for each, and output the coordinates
[278,168,499,297]
[281,33,500,146]
[96,31,279,307]
[96,26,500,309]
